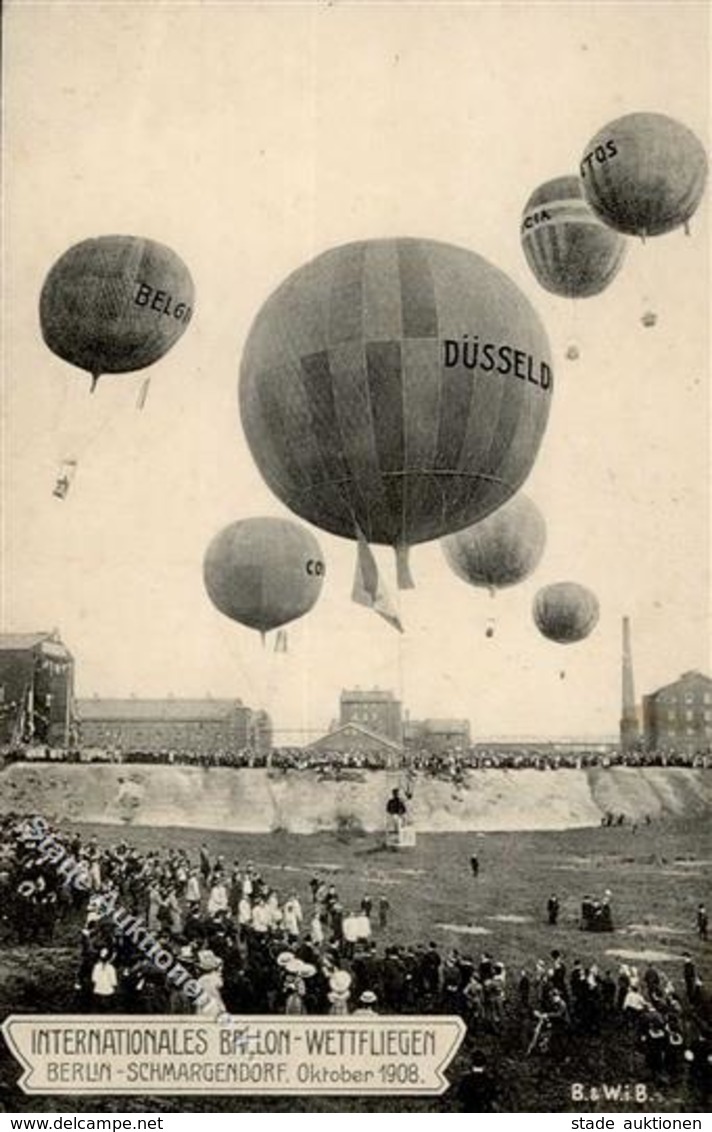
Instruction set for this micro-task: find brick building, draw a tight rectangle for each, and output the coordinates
[642,671,712,752]
[77,697,271,757]
[404,718,471,753]
[339,688,403,744]
[0,631,75,747]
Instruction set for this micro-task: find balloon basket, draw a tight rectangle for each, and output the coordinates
[385,821,416,850]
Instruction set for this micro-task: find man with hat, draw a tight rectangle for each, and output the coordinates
[453,1050,498,1111]
[353,990,379,1016]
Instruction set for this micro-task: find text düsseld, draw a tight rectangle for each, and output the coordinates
[443,337,552,391]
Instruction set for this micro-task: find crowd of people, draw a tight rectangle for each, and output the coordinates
[3,743,711,774]
[0,811,710,1106]
[406,746,711,777]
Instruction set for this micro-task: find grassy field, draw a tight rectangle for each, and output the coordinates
[1,816,710,1113]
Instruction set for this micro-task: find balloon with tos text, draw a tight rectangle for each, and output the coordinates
[579,113,708,239]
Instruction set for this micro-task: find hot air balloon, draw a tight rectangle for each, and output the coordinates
[239,238,554,590]
[203,517,325,638]
[40,235,195,390]
[441,493,546,594]
[521,175,626,297]
[579,113,708,239]
[533,582,600,644]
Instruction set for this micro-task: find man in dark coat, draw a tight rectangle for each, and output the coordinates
[453,1050,498,1111]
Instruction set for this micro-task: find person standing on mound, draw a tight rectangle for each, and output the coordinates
[386,788,407,823]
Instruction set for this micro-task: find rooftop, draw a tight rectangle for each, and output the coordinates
[1,632,58,650]
[341,688,398,703]
[77,698,246,722]
[649,671,712,697]
[308,721,403,752]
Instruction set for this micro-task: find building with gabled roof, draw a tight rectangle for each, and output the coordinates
[404,717,471,753]
[0,631,74,746]
[339,687,403,743]
[306,721,403,767]
[76,696,271,756]
[642,670,712,752]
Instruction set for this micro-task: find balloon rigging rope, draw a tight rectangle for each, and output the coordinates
[70,384,137,462]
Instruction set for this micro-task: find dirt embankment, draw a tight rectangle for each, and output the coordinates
[0,763,709,833]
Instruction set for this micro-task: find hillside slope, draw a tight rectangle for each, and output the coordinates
[1,763,709,833]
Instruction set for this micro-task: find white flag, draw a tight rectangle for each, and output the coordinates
[351,528,403,633]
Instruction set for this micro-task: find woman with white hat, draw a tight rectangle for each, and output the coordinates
[284,978,307,1015]
[195,950,226,1017]
[283,894,303,940]
[327,969,352,1015]
[309,909,324,945]
[207,877,229,918]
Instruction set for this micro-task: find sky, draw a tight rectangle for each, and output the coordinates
[2,1,710,742]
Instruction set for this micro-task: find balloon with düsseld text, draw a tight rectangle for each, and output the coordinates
[239,237,554,589]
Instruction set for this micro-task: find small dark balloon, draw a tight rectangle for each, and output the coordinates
[533,582,600,644]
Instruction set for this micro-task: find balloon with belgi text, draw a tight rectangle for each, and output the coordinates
[40,235,195,391]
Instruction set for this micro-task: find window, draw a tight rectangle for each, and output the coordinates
[668,711,675,722]
[686,710,694,722]
[685,694,694,704]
